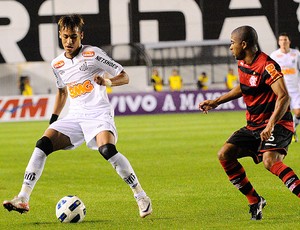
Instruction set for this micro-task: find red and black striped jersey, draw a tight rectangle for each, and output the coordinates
[238,51,293,132]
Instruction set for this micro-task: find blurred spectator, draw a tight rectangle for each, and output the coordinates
[197,72,209,90]
[151,69,163,92]
[103,72,113,94]
[225,68,238,90]
[106,85,112,94]
[168,69,182,91]
[19,76,33,96]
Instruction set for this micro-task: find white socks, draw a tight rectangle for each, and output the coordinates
[108,152,144,197]
[18,149,145,202]
[18,148,47,202]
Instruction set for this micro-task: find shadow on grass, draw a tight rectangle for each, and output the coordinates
[27,219,113,225]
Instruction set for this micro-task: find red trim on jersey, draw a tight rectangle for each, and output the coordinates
[238,52,293,132]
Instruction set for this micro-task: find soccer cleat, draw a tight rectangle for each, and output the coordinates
[249,196,266,220]
[136,196,152,218]
[3,196,29,214]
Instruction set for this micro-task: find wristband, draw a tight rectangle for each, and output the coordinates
[104,78,112,87]
[49,114,59,124]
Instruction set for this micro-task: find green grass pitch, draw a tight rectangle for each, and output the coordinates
[1,111,300,229]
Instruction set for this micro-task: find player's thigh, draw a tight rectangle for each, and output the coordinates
[43,128,72,151]
[218,142,257,162]
[224,127,261,159]
[81,113,118,150]
[95,131,115,147]
[218,143,239,160]
[48,117,85,149]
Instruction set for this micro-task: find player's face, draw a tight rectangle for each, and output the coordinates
[278,35,291,50]
[59,27,83,58]
[230,33,246,60]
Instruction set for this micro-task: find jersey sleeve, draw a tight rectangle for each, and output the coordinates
[51,56,67,88]
[264,59,283,86]
[52,67,66,88]
[93,47,124,76]
[51,62,66,88]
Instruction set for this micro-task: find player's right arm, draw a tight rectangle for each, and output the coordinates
[50,59,68,124]
[199,85,242,113]
[49,87,68,124]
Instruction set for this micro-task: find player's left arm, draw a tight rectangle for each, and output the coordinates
[260,77,290,141]
[108,70,129,86]
[94,70,129,87]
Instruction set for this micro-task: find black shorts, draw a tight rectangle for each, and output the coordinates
[227,125,293,163]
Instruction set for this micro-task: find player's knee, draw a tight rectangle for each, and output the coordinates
[98,143,118,160]
[36,136,53,156]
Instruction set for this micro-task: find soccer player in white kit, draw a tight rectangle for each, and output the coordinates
[3,14,152,218]
[270,33,300,142]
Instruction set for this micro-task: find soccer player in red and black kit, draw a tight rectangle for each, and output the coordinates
[199,25,300,220]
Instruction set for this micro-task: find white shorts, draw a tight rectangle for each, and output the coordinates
[289,91,300,110]
[49,111,118,150]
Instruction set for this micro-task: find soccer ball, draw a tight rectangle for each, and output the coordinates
[56,195,86,223]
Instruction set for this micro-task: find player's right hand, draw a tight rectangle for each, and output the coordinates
[94,75,105,85]
[198,100,217,114]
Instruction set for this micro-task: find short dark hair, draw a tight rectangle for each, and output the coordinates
[58,14,84,32]
[278,32,290,40]
[232,25,258,49]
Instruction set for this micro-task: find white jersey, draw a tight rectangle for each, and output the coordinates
[51,45,124,114]
[270,48,300,93]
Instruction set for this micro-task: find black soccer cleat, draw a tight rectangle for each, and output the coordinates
[249,196,266,220]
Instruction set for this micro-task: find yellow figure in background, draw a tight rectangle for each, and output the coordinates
[151,69,163,92]
[225,68,238,90]
[168,69,182,91]
[197,72,209,90]
[19,76,33,96]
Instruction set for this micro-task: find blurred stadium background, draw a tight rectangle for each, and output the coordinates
[0,0,299,121]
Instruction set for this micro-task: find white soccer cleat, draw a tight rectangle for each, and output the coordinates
[3,196,29,214]
[136,196,152,218]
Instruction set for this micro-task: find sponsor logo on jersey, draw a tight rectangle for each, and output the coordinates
[95,56,118,69]
[54,60,65,69]
[282,67,296,75]
[82,51,95,57]
[265,63,283,80]
[68,80,94,98]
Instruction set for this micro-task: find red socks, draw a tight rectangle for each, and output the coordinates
[270,161,300,197]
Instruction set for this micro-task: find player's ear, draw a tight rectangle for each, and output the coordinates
[59,31,62,39]
[80,32,84,39]
[241,41,247,49]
